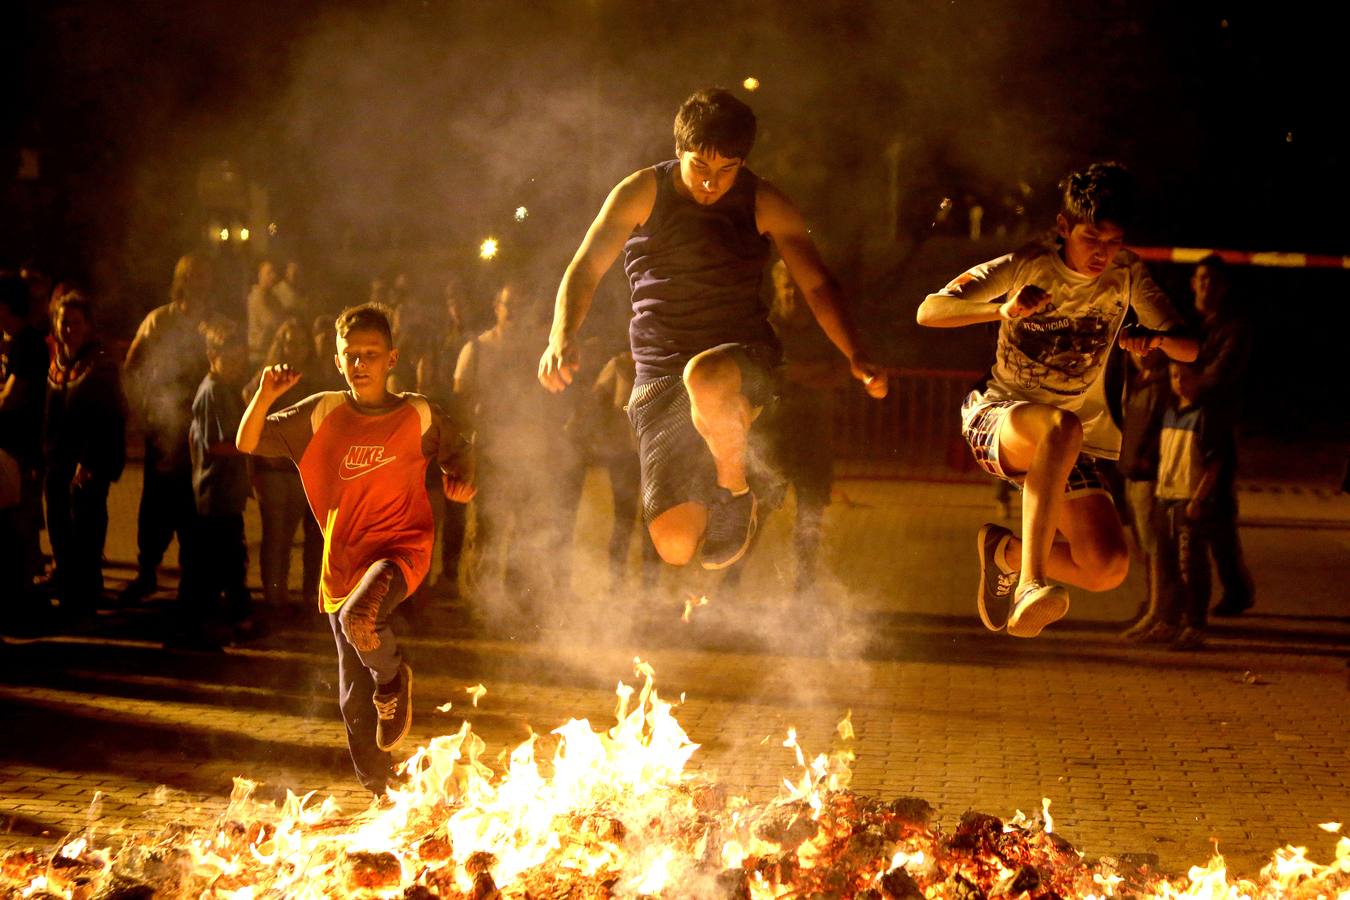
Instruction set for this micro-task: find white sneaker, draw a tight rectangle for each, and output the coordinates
[1006,580,1070,638]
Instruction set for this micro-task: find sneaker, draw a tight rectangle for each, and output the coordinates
[701,488,758,570]
[373,663,413,752]
[117,573,158,605]
[1169,626,1206,651]
[1211,597,1253,618]
[1120,614,1158,642]
[976,523,1017,631]
[1139,621,1180,644]
[1006,580,1070,638]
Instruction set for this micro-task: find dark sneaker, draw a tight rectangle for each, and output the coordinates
[976,523,1017,631]
[1169,627,1206,651]
[701,489,758,570]
[1121,615,1159,642]
[117,573,158,605]
[1139,621,1180,644]
[373,663,413,752]
[1006,580,1070,638]
[1211,597,1253,617]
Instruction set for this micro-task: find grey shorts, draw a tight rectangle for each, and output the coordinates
[627,343,781,523]
[960,391,1111,499]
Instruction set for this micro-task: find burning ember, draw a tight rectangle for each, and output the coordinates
[3,661,1347,899]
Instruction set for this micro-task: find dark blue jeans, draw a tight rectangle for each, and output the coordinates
[328,560,409,793]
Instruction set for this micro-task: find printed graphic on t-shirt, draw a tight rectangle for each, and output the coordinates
[340,444,397,480]
[1001,298,1122,396]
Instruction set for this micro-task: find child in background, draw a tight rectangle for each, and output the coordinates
[175,318,252,650]
[237,303,475,796]
[1149,361,1236,651]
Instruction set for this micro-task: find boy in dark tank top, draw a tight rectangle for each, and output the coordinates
[539,87,886,575]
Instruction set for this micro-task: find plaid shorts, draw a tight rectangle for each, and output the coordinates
[960,391,1110,499]
[627,343,782,523]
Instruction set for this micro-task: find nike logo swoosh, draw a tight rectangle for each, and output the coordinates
[340,456,398,480]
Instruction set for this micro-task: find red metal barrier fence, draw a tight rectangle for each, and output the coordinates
[831,369,987,482]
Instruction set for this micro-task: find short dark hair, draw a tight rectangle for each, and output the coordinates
[55,291,93,323]
[674,88,757,160]
[1195,253,1229,279]
[1059,161,1136,229]
[200,317,243,355]
[335,302,394,346]
[0,275,31,318]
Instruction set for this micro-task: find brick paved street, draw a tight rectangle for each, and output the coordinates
[2,463,1348,879]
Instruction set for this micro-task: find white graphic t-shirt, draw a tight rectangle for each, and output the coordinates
[938,237,1181,458]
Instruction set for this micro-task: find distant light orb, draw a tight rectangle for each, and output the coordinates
[1285,131,1294,143]
[238,227,251,241]
[742,76,760,91]
[480,238,499,260]
[217,227,230,242]
[514,206,529,222]
[267,222,279,236]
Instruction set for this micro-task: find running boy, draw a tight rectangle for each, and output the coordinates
[237,303,474,795]
[538,87,886,572]
[916,162,1197,637]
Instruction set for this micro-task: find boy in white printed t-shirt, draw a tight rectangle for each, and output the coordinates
[916,162,1198,638]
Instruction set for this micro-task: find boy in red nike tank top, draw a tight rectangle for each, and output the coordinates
[237,303,474,796]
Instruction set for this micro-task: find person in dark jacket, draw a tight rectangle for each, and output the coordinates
[1188,255,1255,616]
[43,292,127,613]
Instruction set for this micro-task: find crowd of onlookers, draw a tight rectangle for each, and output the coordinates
[0,252,720,648]
[0,249,1254,651]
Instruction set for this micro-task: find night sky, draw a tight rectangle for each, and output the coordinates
[4,0,1347,428]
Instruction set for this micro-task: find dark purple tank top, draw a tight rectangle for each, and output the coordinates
[623,159,777,383]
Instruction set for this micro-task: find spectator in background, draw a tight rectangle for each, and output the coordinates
[456,281,578,630]
[121,253,211,604]
[368,274,390,306]
[272,260,309,319]
[421,274,470,601]
[0,274,52,595]
[1149,361,1237,651]
[582,349,661,595]
[244,319,323,617]
[246,260,286,366]
[311,314,347,392]
[1189,255,1255,617]
[763,259,851,597]
[43,292,127,615]
[1117,346,1170,640]
[174,318,253,650]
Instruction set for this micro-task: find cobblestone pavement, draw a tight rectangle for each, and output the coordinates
[1,465,1347,879]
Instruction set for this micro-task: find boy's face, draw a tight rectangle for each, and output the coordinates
[212,343,249,384]
[1170,364,1198,402]
[55,306,92,355]
[676,148,743,205]
[1191,264,1228,316]
[1056,215,1125,278]
[335,327,397,402]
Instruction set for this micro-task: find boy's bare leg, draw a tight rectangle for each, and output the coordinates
[683,349,752,492]
[1001,494,1130,591]
[648,501,708,566]
[996,404,1082,588]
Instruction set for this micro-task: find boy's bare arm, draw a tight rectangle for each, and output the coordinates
[1119,330,1199,362]
[539,169,656,393]
[1187,459,1223,518]
[237,364,301,453]
[917,255,1032,328]
[756,181,886,398]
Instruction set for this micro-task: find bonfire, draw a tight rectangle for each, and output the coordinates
[3,660,1346,899]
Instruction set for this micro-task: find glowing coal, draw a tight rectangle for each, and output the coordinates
[3,661,1347,899]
